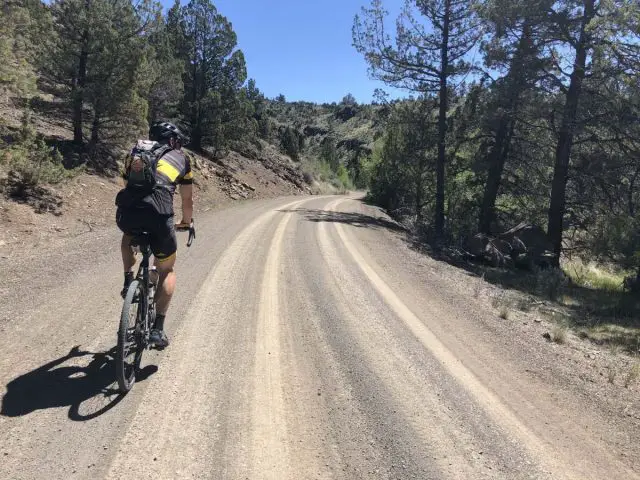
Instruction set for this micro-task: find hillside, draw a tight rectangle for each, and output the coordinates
[0,88,388,258]
[0,0,389,255]
[0,102,315,255]
[262,99,386,190]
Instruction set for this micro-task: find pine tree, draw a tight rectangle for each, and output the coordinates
[86,0,158,151]
[147,0,185,123]
[321,136,339,171]
[0,1,49,106]
[354,0,482,239]
[544,0,640,265]
[46,0,157,148]
[341,93,357,106]
[476,0,552,234]
[181,0,247,152]
[281,127,301,161]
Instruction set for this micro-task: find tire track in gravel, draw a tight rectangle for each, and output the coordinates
[104,198,311,480]
[325,197,640,480]
[249,202,298,479]
[323,198,577,479]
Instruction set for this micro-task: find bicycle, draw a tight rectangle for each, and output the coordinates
[116,220,196,393]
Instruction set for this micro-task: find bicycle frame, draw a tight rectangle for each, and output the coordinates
[131,237,154,343]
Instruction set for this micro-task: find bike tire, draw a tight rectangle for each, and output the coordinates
[116,279,145,393]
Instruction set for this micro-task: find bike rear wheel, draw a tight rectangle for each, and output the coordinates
[117,279,145,393]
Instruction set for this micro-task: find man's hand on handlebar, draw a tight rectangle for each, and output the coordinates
[175,220,192,231]
[175,219,196,247]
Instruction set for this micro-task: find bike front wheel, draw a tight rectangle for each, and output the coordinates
[117,279,145,393]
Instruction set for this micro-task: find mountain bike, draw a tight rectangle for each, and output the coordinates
[116,220,196,393]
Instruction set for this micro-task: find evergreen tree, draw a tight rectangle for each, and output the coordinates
[146,0,185,123]
[341,93,357,106]
[182,0,247,152]
[281,127,300,161]
[354,0,482,239]
[0,0,50,106]
[544,0,640,265]
[321,136,339,171]
[85,0,158,151]
[475,0,552,234]
[46,0,157,148]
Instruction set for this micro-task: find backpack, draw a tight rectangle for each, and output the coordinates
[125,140,171,194]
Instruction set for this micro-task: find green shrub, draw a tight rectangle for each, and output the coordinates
[2,110,80,194]
[6,140,69,187]
[336,164,353,190]
[563,259,626,292]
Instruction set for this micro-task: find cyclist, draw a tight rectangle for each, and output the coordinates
[115,121,194,348]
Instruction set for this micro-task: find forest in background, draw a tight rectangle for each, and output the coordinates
[2,0,640,285]
[353,0,640,282]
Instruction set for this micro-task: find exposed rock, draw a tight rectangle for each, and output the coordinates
[485,241,506,268]
[499,223,553,259]
[465,234,507,267]
[466,233,489,258]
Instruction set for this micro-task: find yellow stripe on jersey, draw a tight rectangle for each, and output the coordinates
[156,252,176,263]
[156,159,181,182]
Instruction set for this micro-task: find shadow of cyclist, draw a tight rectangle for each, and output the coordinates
[1,345,157,421]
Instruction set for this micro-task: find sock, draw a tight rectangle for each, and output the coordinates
[155,314,166,331]
[124,271,134,285]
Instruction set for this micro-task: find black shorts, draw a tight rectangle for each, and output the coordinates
[116,207,177,262]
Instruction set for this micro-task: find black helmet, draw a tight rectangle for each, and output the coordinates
[149,121,189,145]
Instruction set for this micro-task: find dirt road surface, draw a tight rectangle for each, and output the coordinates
[1,195,638,479]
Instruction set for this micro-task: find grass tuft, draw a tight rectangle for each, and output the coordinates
[551,325,568,344]
[516,297,531,312]
[564,259,627,292]
[473,279,482,299]
[625,363,640,388]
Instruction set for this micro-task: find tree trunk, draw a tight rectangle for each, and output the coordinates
[89,107,100,156]
[628,164,638,217]
[435,0,450,240]
[478,22,533,235]
[479,118,510,234]
[415,145,427,225]
[547,0,595,267]
[72,33,89,146]
[190,55,201,151]
[415,172,424,225]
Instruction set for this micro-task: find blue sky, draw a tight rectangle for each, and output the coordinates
[162,0,406,103]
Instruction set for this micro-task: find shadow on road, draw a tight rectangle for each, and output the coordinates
[1,345,157,421]
[279,206,407,233]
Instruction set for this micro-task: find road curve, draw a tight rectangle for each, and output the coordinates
[1,195,638,479]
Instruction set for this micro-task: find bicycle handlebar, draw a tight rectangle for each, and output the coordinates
[176,219,196,247]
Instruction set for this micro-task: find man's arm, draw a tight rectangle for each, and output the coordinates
[179,183,193,225]
[120,153,131,187]
[177,153,194,226]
